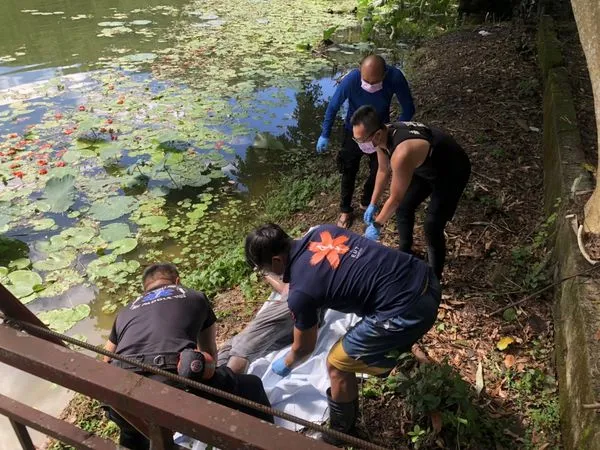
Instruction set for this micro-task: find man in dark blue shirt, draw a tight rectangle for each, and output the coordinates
[245,224,440,444]
[316,55,415,229]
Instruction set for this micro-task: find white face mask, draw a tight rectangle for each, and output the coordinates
[358,141,377,154]
[361,79,383,93]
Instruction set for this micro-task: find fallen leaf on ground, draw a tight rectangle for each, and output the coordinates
[504,354,516,368]
[497,336,515,351]
[475,361,484,395]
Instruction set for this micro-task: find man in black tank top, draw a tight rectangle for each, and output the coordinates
[350,105,471,278]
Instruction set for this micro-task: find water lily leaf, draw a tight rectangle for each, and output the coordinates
[32,218,56,231]
[42,174,76,213]
[38,227,96,252]
[9,258,31,270]
[107,238,138,255]
[100,223,132,242]
[0,236,29,266]
[7,270,43,299]
[98,21,125,27]
[38,304,91,333]
[88,196,138,221]
[0,267,8,278]
[496,337,515,351]
[137,215,169,232]
[20,292,38,305]
[33,248,77,271]
[42,269,85,297]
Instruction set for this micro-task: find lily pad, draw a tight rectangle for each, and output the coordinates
[33,248,77,271]
[100,223,132,242]
[130,20,153,26]
[38,304,91,333]
[42,174,76,213]
[9,258,31,270]
[137,215,169,232]
[98,21,125,27]
[38,227,96,252]
[88,196,138,221]
[107,238,138,255]
[0,267,8,278]
[7,270,43,299]
[42,269,86,297]
[32,218,56,231]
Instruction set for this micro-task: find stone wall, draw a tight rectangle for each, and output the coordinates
[537,14,600,450]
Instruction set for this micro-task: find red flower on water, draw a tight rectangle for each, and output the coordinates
[308,231,350,270]
[38,168,48,175]
[99,127,107,133]
[9,163,20,169]
[8,133,18,139]
[106,118,113,124]
[7,149,16,155]
[40,143,52,150]
[108,84,115,90]
[215,140,225,150]
[55,112,63,120]
[0,152,4,157]
[64,129,74,135]
[17,140,28,147]
[12,171,24,179]
[55,161,66,167]
[78,105,86,111]
[37,159,48,166]
[116,97,124,105]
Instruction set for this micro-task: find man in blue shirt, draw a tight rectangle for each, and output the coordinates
[316,55,415,229]
[245,223,440,444]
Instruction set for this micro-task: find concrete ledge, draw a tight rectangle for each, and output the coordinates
[537,15,600,450]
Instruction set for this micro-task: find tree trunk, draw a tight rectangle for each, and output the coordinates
[571,0,600,232]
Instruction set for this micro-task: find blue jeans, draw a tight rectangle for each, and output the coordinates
[327,270,441,376]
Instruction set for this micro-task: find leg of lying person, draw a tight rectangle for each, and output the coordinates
[199,366,275,423]
[106,408,149,450]
[220,298,295,374]
[323,269,441,445]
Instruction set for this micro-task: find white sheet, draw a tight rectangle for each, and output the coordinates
[174,302,359,449]
[248,308,360,430]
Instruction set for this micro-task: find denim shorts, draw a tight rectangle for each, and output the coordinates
[327,269,441,376]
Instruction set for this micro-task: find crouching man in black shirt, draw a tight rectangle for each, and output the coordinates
[103,263,273,450]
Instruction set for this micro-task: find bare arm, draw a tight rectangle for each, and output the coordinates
[375,140,428,224]
[284,325,318,369]
[103,340,116,363]
[263,274,289,296]
[197,323,218,361]
[370,148,391,206]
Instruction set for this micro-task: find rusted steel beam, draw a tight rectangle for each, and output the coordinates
[0,325,335,450]
[8,419,35,450]
[0,394,115,450]
[0,282,150,438]
[0,283,64,346]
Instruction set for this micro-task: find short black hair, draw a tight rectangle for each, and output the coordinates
[142,263,179,286]
[245,223,292,270]
[350,105,384,135]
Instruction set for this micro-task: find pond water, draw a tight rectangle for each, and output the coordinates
[0,0,408,446]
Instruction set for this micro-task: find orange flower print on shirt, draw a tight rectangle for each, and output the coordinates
[308,231,350,269]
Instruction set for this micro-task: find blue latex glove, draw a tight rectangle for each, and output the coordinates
[364,224,381,241]
[316,136,329,153]
[363,204,378,225]
[272,356,292,377]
